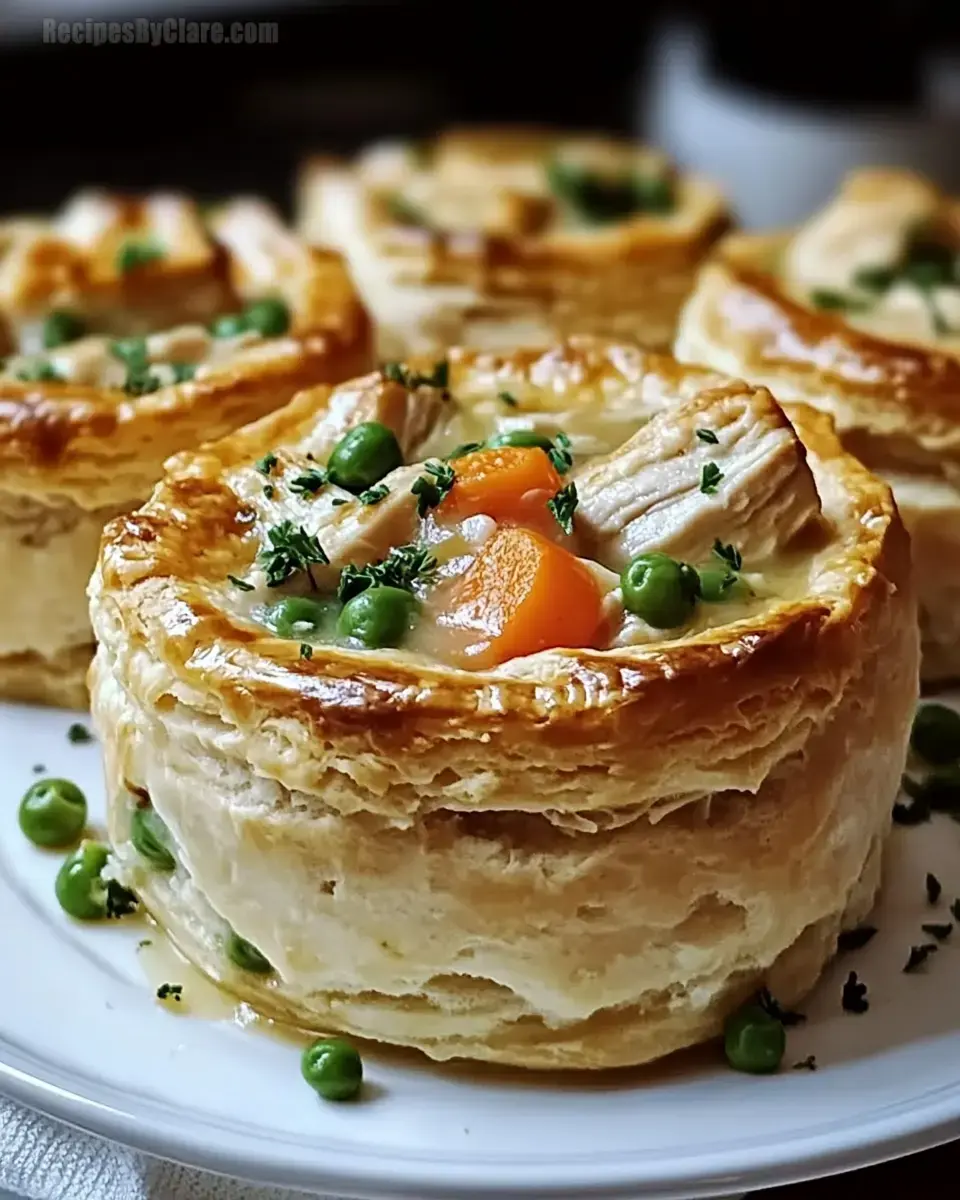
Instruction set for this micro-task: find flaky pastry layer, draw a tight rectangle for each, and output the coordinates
[298,129,729,357]
[89,340,917,1067]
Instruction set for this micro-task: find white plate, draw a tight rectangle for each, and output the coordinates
[1,698,959,1200]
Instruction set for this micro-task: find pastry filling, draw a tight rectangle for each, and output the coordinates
[222,361,823,670]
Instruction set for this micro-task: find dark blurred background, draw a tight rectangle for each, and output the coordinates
[2,0,959,225]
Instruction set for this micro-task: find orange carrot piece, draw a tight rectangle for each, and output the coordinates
[438,526,603,668]
[441,445,562,524]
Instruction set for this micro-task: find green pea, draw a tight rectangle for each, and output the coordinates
[270,595,338,641]
[327,422,403,493]
[243,297,290,337]
[226,930,273,974]
[621,552,700,629]
[18,778,86,848]
[911,703,960,766]
[724,1003,786,1074]
[55,840,111,920]
[210,313,249,338]
[485,429,554,452]
[698,566,749,604]
[110,336,148,366]
[301,1037,363,1101]
[131,805,176,872]
[338,586,416,649]
[42,310,85,349]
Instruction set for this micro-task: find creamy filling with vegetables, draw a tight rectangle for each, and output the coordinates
[0,296,291,389]
[220,362,821,671]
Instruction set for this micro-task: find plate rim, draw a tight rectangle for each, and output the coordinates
[1,1050,959,1199]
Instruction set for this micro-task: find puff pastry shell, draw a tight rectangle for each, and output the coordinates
[89,338,917,1069]
[0,191,371,707]
[675,168,960,682]
[297,129,729,359]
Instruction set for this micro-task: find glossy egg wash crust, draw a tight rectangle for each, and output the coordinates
[676,167,960,683]
[89,338,918,1070]
[0,190,372,707]
[297,128,730,359]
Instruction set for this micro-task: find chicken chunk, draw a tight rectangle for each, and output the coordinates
[303,377,449,463]
[573,383,820,569]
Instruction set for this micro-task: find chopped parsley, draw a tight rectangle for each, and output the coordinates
[263,485,275,500]
[382,360,449,390]
[331,498,349,507]
[792,1055,818,1072]
[810,288,867,313]
[712,540,743,573]
[110,337,148,366]
[546,158,675,223]
[116,237,165,274]
[921,922,953,941]
[105,880,139,919]
[547,482,578,535]
[696,428,719,445]
[156,982,183,1002]
[227,574,254,592]
[258,521,329,588]
[547,431,574,475]
[299,643,313,660]
[841,971,869,1014]
[700,462,724,494]
[926,872,942,904]
[67,723,92,744]
[137,939,153,949]
[837,925,877,953]
[386,193,428,227]
[411,460,455,517]
[498,390,519,408]
[171,361,196,384]
[289,467,328,494]
[122,366,163,396]
[337,543,438,604]
[757,987,806,1027]
[903,943,938,973]
[255,453,279,476]
[359,483,390,506]
[15,360,64,383]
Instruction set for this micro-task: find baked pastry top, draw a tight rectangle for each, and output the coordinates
[90,340,916,1067]
[298,129,730,355]
[0,190,371,508]
[674,168,960,679]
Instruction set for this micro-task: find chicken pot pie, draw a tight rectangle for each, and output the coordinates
[0,190,372,708]
[89,337,917,1070]
[297,129,730,359]
[675,168,960,683]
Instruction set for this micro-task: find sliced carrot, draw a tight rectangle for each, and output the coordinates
[436,525,603,668]
[441,445,562,524]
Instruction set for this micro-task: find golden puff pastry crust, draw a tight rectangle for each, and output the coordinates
[89,338,917,1069]
[297,128,730,359]
[0,191,372,707]
[675,167,960,682]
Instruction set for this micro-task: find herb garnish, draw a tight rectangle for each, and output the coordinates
[758,987,806,1027]
[921,922,953,941]
[15,361,65,383]
[386,193,428,227]
[792,1055,818,1071]
[156,983,183,1002]
[547,482,578,535]
[926,872,942,904]
[700,463,724,494]
[811,289,868,313]
[547,431,573,474]
[837,925,877,953]
[289,467,328,494]
[137,939,153,949]
[263,485,275,499]
[713,540,743,573]
[227,574,254,592]
[116,237,165,274]
[258,521,329,589]
[359,483,389,506]
[67,723,92,744]
[337,543,438,604]
[841,971,869,1013]
[105,880,139,919]
[904,943,938,973]
[696,428,719,445]
[411,460,455,516]
[383,360,449,390]
[110,337,148,366]
[546,158,674,223]
[331,498,348,507]
[255,453,278,476]
[122,366,162,396]
[299,643,313,660]
[499,391,519,408]
[895,769,960,824]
